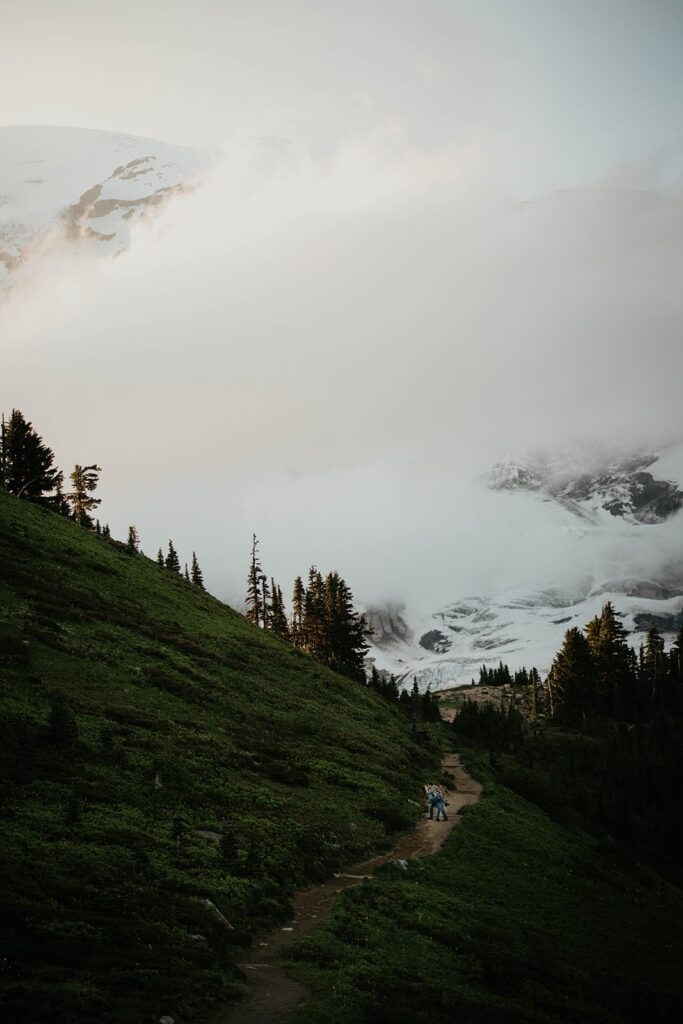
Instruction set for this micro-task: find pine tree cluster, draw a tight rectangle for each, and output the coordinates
[0,409,102,522]
[547,602,683,725]
[157,540,205,590]
[465,603,682,728]
[367,666,441,721]
[244,536,370,682]
[2,408,208,588]
[243,538,442,717]
[452,700,526,753]
[473,662,540,688]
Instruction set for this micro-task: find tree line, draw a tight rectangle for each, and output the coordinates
[452,604,683,881]
[1,408,206,590]
[244,534,442,717]
[244,533,371,683]
[473,662,542,691]
[3,408,439,711]
[546,602,683,726]
[453,602,683,745]
[464,602,682,729]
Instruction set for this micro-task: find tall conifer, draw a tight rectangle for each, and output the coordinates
[529,667,541,722]
[1,409,63,505]
[165,540,181,574]
[643,628,666,711]
[585,603,636,719]
[268,579,290,638]
[260,575,271,630]
[291,576,305,647]
[245,534,263,626]
[191,551,205,589]
[546,628,594,725]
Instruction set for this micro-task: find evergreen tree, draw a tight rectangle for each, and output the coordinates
[421,688,442,722]
[643,628,666,712]
[452,699,525,753]
[477,662,517,687]
[66,464,102,527]
[529,667,541,722]
[322,572,370,680]
[585,603,637,720]
[53,476,71,517]
[156,547,165,567]
[245,534,263,626]
[260,574,271,630]
[165,540,181,574]
[515,667,530,687]
[671,626,683,683]
[191,551,205,590]
[667,626,683,715]
[546,627,595,725]
[369,664,380,691]
[102,523,111,539]
[1,409,63,505]
[127,525,140,554]
[388,674,400,702]
[268,579,290,638]
[302,566,325,655]
[184,562,190,582]
[291,576,305,647]
[292,566,370,680]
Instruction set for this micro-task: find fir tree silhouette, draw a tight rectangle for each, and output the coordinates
[191,551,205,589]
[245,534,263,626]
[165,540,181,574]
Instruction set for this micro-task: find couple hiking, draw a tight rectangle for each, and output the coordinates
[424,783,448,821]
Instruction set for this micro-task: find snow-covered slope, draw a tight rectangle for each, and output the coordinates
[0,126,208,288]
[368,444,683,691]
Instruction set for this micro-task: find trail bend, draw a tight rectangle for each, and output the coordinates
[218,753,482,1024]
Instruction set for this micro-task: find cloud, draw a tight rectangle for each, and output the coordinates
[2,132,683,609]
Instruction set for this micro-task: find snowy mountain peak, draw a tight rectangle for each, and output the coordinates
[0,126,209,288]
[369,443,683,692]
[489,449,682,525]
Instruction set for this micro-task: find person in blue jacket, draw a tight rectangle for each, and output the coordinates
[424,783,449,821]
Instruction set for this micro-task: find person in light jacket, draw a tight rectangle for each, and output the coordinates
[424,784,448,822]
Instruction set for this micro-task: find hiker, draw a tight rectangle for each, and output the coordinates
[425,784,449,822]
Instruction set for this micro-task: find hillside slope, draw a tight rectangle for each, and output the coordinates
[284,749,683,1024]
[0,491,438,1024]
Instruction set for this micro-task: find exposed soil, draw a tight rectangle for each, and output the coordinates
[217,753,482,1024]
[437,685,532,722]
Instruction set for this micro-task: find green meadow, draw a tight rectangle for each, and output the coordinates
[0,490,438,1023]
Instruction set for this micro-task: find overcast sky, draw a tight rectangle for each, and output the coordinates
[2,1,683,611]
[2,0,683,196]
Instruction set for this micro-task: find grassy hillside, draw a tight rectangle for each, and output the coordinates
[0,491,440,1023]
[284,749,683,1024]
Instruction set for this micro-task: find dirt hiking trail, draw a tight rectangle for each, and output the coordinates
[218,753,482,1024]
